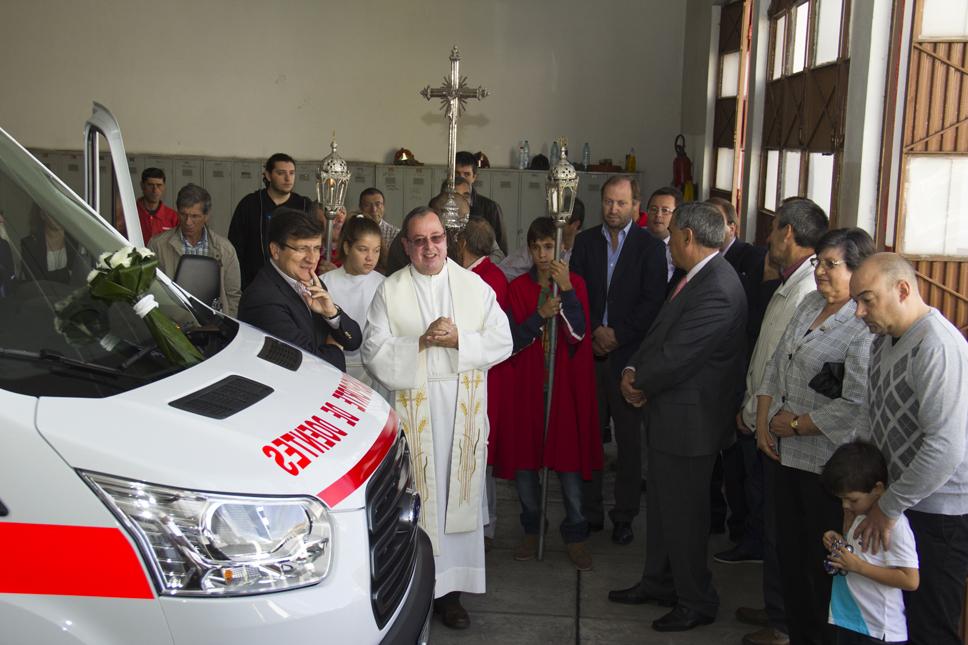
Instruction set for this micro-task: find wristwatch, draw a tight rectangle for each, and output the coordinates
[790,416,801,435]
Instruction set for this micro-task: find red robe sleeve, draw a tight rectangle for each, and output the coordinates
[472,257,513,467]
[496,272,602,480]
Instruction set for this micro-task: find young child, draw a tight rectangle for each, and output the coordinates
[502,217,602,571]
[321,215,384,390]
[820,441,919,644]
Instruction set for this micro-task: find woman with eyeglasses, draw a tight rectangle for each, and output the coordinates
[754,227,877,645]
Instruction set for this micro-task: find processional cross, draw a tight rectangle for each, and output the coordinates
[420,45,488,228]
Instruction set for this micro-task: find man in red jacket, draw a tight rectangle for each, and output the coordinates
[136,167,179,243]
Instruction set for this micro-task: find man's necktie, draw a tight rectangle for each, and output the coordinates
[669,276,688,300]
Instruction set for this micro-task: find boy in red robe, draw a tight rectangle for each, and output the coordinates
[503,217,602,570]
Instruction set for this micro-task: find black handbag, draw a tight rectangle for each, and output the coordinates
[808,361,845,399]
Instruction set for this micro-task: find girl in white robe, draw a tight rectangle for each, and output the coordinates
[321,216,385,393]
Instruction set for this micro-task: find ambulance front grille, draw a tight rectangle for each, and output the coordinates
[364,431,418,629]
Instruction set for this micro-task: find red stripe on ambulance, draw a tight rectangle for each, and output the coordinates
[317,409,398,507]
[0,523,153,599]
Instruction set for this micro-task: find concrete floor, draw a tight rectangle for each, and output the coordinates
[428,446,765,644]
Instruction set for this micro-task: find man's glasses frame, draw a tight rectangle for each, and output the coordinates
[408,233,447,248]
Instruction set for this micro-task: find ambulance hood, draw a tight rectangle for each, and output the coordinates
[34,324,395,511]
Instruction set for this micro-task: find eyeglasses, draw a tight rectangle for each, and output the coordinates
[284,243,323,256]
[408,233,447,248]
[810,257,846,271]
[647,206,675,215]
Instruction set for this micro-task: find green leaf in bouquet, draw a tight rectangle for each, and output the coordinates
[144,310,203,366]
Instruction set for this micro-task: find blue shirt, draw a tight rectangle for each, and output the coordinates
[601,219,633,325]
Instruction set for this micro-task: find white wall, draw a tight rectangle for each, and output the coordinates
[680,0,717,195]
[839,0,892,233]
[0,0,686,192]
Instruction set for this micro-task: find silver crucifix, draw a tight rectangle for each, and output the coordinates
[420,45,488,229]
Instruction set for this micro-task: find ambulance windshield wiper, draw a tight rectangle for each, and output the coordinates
[0,347,148,383]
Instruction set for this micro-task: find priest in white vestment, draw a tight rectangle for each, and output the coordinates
[362,207,512,629]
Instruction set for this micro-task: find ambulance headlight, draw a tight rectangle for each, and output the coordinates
[82,472,333,596]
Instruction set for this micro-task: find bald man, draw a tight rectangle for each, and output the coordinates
[851,253,968,645]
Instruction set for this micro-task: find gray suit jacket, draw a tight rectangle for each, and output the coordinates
[628,253,748,457]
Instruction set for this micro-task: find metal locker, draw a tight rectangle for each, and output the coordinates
[374,165,404,224]
[485,170,519,253]
[0,158,36,250]
[32,150,70,194]
[402,166,434,215]
[58,152,85,198]
[203,159,235,238]
[139,156,174,206]
[579,172,604,230]
[231,160,263,211]
[170,158,202,209]
[126,155,143,202]
[98,153,113,222]
[345,162,375,211]
[431,166,449,198]
[517,171,547,252]
[31,150,57,174]
[472,168,492,197]
[295,161,317,203]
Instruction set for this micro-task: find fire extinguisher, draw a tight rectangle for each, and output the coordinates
[673,134,696,202]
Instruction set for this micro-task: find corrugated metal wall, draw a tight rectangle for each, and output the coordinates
[903,40,968,154]
[911,259,968,337]
[898,1,968,339]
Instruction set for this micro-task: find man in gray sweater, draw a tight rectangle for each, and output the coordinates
[851,252,968,645]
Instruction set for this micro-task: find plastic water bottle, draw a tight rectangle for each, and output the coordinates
[550,140,560,167]
[518,142,526,169]
[522,140,530,168]
[581,143,591,170]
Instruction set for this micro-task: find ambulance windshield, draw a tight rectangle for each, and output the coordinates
[0,129,237,398]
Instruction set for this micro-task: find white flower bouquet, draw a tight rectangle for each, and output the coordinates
[87,246,202,367]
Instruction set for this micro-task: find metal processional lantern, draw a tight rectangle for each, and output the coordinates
[547,139,579,229]
[537,139,579,562]
[316,135,352,257]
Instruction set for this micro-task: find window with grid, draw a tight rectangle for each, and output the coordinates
[757,0,850,240]
[711,1,752,205]
[894,0,968,258]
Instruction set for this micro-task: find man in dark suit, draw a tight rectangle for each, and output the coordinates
[456,151,509,256]
[610,202,747,633]
[238,208,361,372]
[708,196,769,541]
[569,175,668,545]
[710,196,767,307]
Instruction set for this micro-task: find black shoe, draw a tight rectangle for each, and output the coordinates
[608,583,677,606]
[652,605,715,632]
[713,544,763,564]
[433,592,470,629]
[611,521,633,545]
[734,606,770,627]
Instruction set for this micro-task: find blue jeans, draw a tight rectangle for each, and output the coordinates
[515,469,588,543]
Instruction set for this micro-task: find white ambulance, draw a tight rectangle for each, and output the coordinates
[0,105,433,644]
